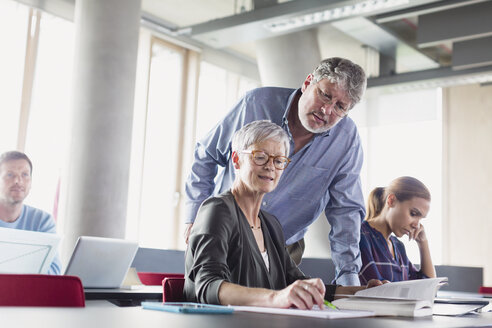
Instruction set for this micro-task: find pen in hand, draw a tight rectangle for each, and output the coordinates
[324,300,338,310]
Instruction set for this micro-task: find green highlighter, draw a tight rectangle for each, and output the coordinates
[324,300,338,310]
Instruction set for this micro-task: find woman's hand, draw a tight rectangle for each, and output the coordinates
[270,278,325,310]
[412,223,427,244]
[366,278,390,288]
[413,223,436,278]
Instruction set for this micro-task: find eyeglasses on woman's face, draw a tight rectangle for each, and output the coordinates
[241,150,291,170]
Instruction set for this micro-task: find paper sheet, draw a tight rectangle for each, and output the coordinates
[231,305,374,319]
[121,267,144,289]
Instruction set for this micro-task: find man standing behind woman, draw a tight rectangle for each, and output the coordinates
[359,176,436,284]
[185,57,367,286]
[185,121,382,309]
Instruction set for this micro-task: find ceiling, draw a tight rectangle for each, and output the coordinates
[140,0,492,88]
[18,0,492,88]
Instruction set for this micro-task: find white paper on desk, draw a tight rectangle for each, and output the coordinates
[0,227,60,274]
[231,305,374,319]
[121,267,144,289]
[433,303,487,316]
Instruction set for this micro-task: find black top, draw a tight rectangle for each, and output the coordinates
[184,191,337,304]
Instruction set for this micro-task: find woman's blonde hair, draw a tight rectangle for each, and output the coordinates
[231,120,290,156]
[365,176,431,221]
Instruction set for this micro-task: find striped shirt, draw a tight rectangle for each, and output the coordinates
[359,220,426,284]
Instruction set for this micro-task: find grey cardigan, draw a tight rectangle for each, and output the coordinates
[184,191,337,304]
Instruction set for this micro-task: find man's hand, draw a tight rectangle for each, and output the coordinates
[184,223,193,244]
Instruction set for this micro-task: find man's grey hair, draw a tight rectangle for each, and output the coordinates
[311,57,367,110]
[231,120,290,156]
[0,151,33,175]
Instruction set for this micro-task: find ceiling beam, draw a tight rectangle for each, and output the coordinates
[15,0,75,20]
[253,0,278,10]
[453,36,492,70]
[184,0,439,48]
[417,0,492,47]
[185,0,348,48]
[331,17,438,73]
[375,0,485,23]
[367,64,492,88]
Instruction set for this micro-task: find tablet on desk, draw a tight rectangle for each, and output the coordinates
[141,302,234,314]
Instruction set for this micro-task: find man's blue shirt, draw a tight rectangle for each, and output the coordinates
[0,204,61,275]
[185,87,365,285]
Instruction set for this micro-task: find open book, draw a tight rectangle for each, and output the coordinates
[332,277,448,317]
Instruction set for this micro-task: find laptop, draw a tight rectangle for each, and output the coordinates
[0,227,61,274]
[64,236,139,288]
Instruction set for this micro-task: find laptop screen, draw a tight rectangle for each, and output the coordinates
[64,236,138,288]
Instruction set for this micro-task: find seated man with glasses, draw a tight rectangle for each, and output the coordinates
[185,57,367,286]
[185,121,381,308]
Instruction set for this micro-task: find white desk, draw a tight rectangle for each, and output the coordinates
[438,290,492,299]
[2,301,492,328]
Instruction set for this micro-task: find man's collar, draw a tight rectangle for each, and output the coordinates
[0,202,24,223]
[281,88,301,127]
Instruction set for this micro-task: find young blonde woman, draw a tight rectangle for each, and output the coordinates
[359,176,436,284]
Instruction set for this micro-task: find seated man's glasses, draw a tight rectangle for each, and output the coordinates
[241,150,291,170]
[314,84,350,118]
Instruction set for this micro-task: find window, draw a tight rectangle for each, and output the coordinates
[0,1,28,151]
[352,87,443,264]
[133,39,186,249]
[0,3,74,221]
[195,61,259,140]
[24,12,74,218]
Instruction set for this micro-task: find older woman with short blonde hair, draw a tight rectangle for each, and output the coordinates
[184,120,380,309]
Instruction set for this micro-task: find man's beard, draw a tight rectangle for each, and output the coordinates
[299,111,335,134]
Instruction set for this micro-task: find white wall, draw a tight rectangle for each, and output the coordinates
[442,83,492,285]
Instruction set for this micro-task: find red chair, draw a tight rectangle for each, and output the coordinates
[162,277,185,302]
[0,274,85,307]
[479,286,492,294]
[137,272,184,286]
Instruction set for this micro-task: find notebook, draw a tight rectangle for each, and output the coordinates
[64,236,139,288]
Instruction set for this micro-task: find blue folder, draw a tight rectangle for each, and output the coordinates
[142,301,234,314]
